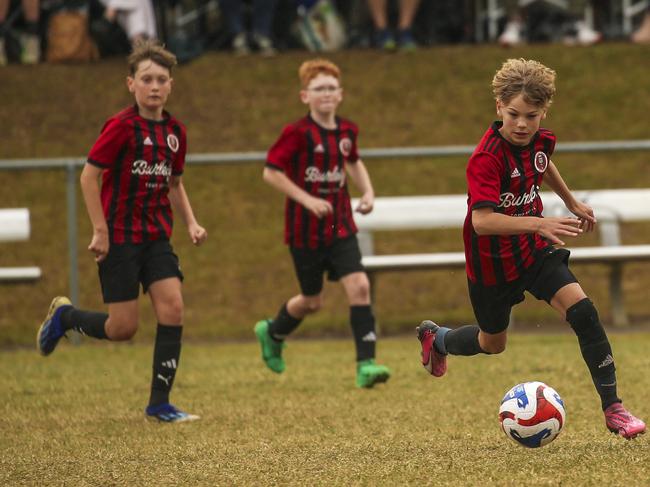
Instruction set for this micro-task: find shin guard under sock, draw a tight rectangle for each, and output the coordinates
[566,298,621,410]
[60,307,108,339]
[444,325,486,356]
[350,305,376,361]
[268,303,302,341]
[149,324,182,407]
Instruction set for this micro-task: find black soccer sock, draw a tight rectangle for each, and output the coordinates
[148,324,182,407]
[24,21,39,36]
[268,303,302,341]
[444,325,487,356]
[60,307,108,339]
[566,298,621,410]
[350,305,376,361]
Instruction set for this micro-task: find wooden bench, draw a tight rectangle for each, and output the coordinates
[353,189,650,327]
[0,208,42,283]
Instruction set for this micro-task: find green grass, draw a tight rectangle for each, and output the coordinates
[2,334,649,485]
[1,43,650,345]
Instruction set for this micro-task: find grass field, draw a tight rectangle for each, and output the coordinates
[2,334,649,486]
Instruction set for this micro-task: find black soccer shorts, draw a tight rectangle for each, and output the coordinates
[289,235,365,296]
[98,239,184,303]
[468,248,578,334]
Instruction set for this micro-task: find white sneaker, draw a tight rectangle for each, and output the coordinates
[564,21,602,46]
[232,32,249,56]
[499,20,525,47]
[253,34,277,57]
[20,33,40,64]
[0,38,7,67]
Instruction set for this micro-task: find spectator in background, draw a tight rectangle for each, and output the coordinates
[0,0,40,65]
[499,0,602,47]
[220,0,277,57]
[366,0,420,50]
[631,6,650,44]
[98,0,157,45]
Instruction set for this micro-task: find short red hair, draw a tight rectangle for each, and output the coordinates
[298,59,341,89]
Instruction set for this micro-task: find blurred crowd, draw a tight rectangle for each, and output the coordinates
[1,0,649,65]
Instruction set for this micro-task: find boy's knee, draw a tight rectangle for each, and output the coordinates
[346,275,371,304]
[478,330,507,354]
[108,325,138,341]
[566,298,605,343]
[106,318,138,341]
[160,299,184,324]
[482,342,506,354]
[351,282,370,303]
[302,296,322,314]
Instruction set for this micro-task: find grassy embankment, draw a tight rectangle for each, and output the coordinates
[1,43,649,345]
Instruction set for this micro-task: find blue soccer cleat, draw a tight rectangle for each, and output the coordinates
[145,403,200,423]
[37,296,72,356]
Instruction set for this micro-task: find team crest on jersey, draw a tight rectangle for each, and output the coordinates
[167,134,179,153]
[534,151,548,173]
[339,137,352,157]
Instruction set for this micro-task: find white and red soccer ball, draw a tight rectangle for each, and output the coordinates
[499,381,566,448]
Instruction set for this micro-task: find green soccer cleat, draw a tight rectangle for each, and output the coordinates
[254,319,285,374]
[356,359,391,388]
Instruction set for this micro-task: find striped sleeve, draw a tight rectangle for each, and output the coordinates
[467,152,503,210]
[87,118,128,168]
[267,124,301,171]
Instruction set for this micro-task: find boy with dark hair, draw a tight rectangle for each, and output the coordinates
[37,39,207,423]
[255,58,390,388]
[417,58,645,439]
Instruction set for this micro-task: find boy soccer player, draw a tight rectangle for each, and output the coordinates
[417,58,645,439]
[36,40,207,423]
[255,58,391,388]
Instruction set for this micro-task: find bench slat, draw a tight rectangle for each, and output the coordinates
[353,189,650,231]
[0,208,30,242]
[0,267,42,282]
[362,245,650,272]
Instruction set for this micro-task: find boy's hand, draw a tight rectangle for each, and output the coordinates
[355,194,374,214]
[189,223,207,246]
[567,201,597,233]
[88,230,109,262]
[537,217,583,246]
[304,196,333,219]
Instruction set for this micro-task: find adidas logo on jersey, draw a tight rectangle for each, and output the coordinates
[144,136,153,146]
[510,168,521,178]
[314,144,325,153]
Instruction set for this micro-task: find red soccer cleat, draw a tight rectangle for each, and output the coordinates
[604,403,646,439]
[416,320,447,377]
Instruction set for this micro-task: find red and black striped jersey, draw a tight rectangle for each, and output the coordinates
[266,114,360,249]
[87,106,186,244]
[463,122,556,286]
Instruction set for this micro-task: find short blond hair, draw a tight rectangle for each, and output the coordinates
[298,59,341,89]
[492,58,556,107]
[127,39,177,76]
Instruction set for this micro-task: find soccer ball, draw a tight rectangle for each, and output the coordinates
[499,381,566,448]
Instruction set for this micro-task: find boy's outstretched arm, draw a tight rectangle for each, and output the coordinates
[345,159,374,214]
[544,160,596,232]
[80,164,110,262]
[168,175,207,246]
[263,167,333,218]
[472,207,582,246]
